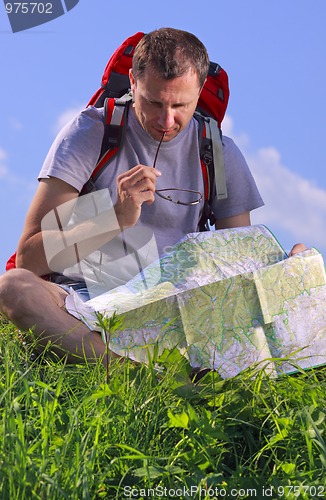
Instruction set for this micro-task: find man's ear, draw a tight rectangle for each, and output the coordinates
[129,69,136,93]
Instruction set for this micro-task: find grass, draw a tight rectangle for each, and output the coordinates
[0,317,326,499]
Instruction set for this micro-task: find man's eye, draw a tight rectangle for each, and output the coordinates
[169,103,186,111]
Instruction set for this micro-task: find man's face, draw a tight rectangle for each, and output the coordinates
[129,67,202,142]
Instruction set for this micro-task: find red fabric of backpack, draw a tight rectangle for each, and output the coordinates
[6,253,16,271]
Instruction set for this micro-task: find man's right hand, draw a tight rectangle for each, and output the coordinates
[115,165,162,228]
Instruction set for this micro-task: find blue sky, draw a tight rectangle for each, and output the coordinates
[1,0,326,272]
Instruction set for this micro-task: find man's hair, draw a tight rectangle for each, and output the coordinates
[132,28,210,88]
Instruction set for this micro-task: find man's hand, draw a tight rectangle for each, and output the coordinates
[115,165,161,228]
[289,243,307,256]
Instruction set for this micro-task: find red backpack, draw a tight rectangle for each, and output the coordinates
[6,31,229,272]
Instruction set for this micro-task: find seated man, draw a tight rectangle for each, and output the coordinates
[0,28,304,363]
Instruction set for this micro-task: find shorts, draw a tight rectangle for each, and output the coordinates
[59,282,90,302]
[47,273,90,302]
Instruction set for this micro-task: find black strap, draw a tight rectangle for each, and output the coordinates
[195,114,217,230]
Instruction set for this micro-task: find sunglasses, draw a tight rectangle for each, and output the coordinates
[152,131,203,206]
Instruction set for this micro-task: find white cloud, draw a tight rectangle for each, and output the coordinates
[53,104,84,135]
[9,117,23,131]
[0,148,9,178]
[223,115,326,253]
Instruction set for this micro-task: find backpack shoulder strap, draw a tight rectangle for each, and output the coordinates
[195,112,227,202]
[204,116,227,201]
[81,93,132,195]
[195,113,228,230]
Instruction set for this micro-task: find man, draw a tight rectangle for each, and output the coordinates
[0,28,304,363]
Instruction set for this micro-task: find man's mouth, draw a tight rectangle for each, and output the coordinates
[156,128,174,136]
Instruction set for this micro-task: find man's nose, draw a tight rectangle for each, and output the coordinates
[157,108,175,129]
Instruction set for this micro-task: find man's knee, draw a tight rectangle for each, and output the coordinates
[0,268,38,311]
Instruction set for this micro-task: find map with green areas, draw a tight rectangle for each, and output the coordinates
[66,225,326,379]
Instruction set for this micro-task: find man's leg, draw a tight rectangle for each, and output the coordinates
[0,268,119,363]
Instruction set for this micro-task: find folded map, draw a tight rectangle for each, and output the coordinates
[66,225,326,378]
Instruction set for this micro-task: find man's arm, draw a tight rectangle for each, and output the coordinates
[16,165,161,276]
[16,177,121,275]
[16,177,80,275]
[215,211,250,230]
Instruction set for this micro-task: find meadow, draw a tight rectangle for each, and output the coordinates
[0,317,325,499]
